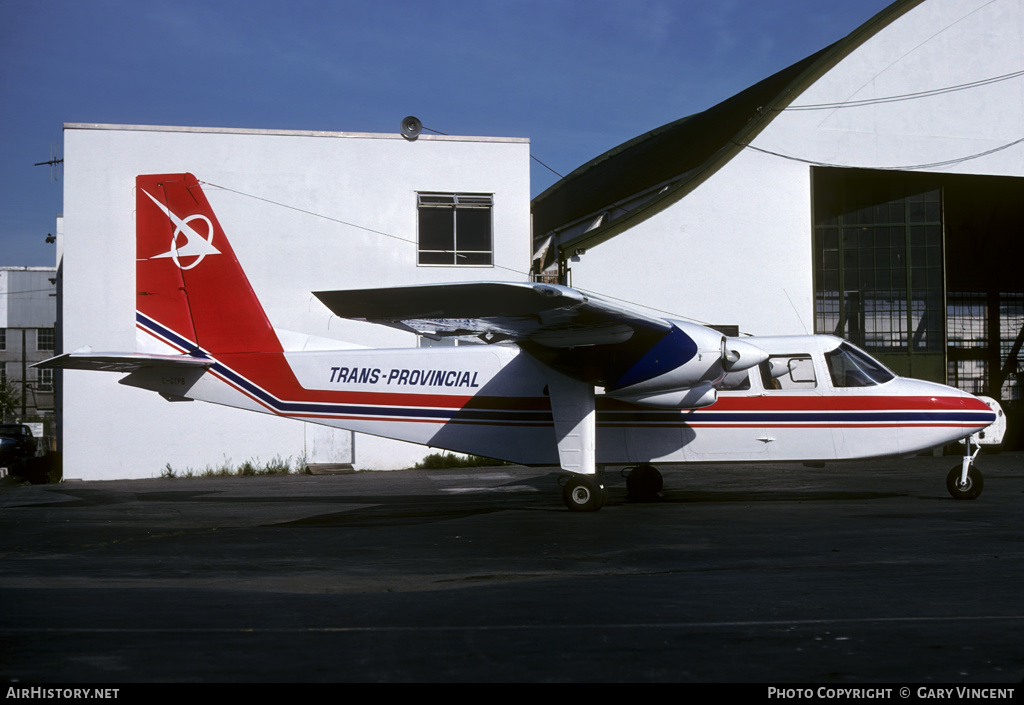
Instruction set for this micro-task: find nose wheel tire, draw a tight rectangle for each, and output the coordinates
[562,476,608,512]
[946,464,983,500]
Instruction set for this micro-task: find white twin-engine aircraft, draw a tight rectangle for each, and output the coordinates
[38,173,1000,511]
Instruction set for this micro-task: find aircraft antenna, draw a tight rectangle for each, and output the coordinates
[784,288,810,334]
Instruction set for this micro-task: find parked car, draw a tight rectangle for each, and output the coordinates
[0,423,37,468]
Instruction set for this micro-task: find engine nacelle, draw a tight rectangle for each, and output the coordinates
[606,321,767,409]
[722,337,770,372]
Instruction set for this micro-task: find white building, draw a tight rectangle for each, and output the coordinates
[59,124,530,479]
[533,0,1024,446]
[1,267,57,426]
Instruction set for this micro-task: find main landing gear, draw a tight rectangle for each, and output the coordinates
[947,436,984,500]
[623,464,663,502]
[559,464,667,511]
[560,474,608,512]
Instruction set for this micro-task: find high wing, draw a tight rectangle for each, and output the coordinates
[313,281,670,347]
[314,281,767,402]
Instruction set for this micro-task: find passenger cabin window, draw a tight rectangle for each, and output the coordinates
[417,193,493,266]
[760,355,817,390]
[825,342,895,388]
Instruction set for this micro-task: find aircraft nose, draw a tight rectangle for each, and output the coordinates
[961,391,998,428]
[895,378,997,449]
[934,383,998,435]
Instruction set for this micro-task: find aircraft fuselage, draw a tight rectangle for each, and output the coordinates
[124,319,993,468]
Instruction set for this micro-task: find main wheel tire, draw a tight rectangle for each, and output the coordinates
[946,464,984,500]
[625,464,663,501]
[563,476,606,512]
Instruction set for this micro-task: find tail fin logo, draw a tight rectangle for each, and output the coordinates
[141,188,221,270]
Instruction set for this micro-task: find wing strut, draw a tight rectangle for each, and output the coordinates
[546,369,607,511]
[547,370,596,476]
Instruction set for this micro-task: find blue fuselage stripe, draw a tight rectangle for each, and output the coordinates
[136,314,993,428]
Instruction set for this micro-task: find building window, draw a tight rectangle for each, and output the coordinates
[36,369,53,393]
[417,193,493,266]
[0,328,5,351]
[947,291,1022,403]
[36,328,55,352]
[814,170,944,354]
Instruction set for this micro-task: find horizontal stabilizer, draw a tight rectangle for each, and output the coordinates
[33,351,213,373]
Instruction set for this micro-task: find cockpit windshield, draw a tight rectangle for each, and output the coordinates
[824,342,895,388]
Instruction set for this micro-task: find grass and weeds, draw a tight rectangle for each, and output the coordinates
[160,454,305,479]
[160,451,508,477]
[414,452,511,469]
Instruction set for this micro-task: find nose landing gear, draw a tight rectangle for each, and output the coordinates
[947,436,984,500]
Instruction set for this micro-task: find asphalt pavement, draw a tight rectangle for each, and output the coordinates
[1,453,1022,683]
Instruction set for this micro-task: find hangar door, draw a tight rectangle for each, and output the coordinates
[812,167,1023,448]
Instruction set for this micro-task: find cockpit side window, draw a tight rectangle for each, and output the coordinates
[825,342,895,387]
[759,355,817,391]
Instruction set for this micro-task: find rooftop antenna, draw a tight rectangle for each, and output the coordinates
[400,116,423,140]
[34,143,63,183]
[399,115,565,180]
[400,116,451,140]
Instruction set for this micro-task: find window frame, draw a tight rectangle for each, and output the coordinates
[36,368,54,393]
[758,354,819,391]
[813,170,944,354]
[416,192,494,267]
[36,327,55,352]
[824,341,896,388]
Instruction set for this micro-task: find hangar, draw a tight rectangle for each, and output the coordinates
[58,124,530,479]
[532,0,1023,448]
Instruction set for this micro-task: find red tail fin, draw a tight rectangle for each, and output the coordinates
[136,174,282,354]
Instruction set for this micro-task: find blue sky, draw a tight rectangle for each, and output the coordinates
[1,0,894,266]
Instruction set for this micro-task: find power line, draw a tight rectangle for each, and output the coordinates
[0,287,57,298]
[571,285,721,330]
[200,181,711,328]
[781,68,1024,111]
[738,135,1024,171]
[531,155,566,180]
[406,120,567,179]
[199,180,532,278]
